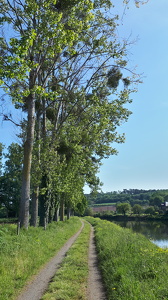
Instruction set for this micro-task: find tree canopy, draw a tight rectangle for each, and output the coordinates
[116,202,131,216]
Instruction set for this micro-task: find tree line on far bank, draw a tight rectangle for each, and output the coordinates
[86,189,168,216]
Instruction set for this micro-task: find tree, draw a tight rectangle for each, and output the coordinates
[0,0,94,228]
[117,202,131,216]
[150,195,163,207]
[132,204,142,215]
[144,206,155,215]
[25,0,138,226]
[83,207,94,217]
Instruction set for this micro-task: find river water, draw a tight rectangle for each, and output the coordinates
[113,220,168,248]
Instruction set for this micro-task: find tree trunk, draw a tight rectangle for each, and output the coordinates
[19,92,35,229]
[49,194,56,223]
[30,187,39,227]
[67,204,71,220]
[39,102,48,227]
[54,206,59,222]
[39,174,47,227]
[60,194,64,221]
[39,195,45,227]
[30,110,41,227]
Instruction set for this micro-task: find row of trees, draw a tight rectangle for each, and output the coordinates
[116,202,167,216]
[87,190,168,217]
[0,141,89,220]
[0,0,145,228]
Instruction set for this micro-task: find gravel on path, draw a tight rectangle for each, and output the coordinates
[16,221,84,300]
[87,225,107,300]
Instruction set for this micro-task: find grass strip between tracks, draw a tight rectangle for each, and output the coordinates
[42,220,91,300]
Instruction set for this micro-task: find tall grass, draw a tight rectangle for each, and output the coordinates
[0,217,81,300]
[42,220,91,300]
[85,216,168,300]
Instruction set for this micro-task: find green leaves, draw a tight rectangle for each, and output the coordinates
[0,0,141,224]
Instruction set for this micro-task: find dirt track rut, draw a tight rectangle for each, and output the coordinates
[87,225,106,300]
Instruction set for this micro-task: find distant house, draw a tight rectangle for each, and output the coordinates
[161,202,168,211]
[91,205,116,213]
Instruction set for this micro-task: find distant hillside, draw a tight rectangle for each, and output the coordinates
[85,189,168,207]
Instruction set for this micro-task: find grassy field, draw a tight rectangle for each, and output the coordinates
[0,217,81,300]
[85,216,168,300]
[42,220,91,300]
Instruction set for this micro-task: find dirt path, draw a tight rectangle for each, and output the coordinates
[87,225,107,300]
[16,220,106,300]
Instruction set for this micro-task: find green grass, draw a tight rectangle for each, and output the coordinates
[42,220,91,300]
[85,216,168,300]
[0,217,81,300]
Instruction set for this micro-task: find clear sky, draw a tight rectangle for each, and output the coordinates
[95,0,168,192]
[1,0,168,193]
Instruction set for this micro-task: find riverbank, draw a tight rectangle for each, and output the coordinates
[85,216,168,300]
[95,213,168,222]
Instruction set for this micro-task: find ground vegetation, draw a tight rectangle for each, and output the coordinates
[0,217,81,300]
[85,216,168,300]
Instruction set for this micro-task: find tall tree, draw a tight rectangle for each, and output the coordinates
[29,0,140,225]
[0,0,94,228]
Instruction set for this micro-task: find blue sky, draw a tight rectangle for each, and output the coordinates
[0,99,23,146]
[1,0,168,193]
[95,0,168,192]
